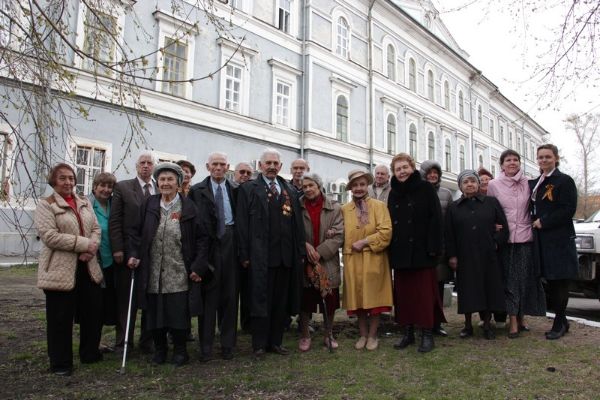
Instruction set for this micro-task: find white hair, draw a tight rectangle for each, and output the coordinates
[235,161,253,171]
[137,150,158,165]
[374,164,390,174]
[207,151,228,163]
[260,148,282,163]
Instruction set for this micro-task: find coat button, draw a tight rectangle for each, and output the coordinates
[407,219,412,224]
[395,205,399,208]
[394,221,398,224]
[408,238,413,242]
[472,226,477,230]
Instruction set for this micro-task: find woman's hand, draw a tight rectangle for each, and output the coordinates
[305,242,320,264]
[325,229,337,239]
[189,272,202,283]
[127,257,140,269]
[351,239,369,252]
[78,252,93,262]
[448,257,458,271]
[87,241,98,254]
[532,218,542,229]
[495,224,503,232]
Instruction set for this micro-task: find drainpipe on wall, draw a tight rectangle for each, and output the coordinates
[367,0,376,172]
[300,0,309,159]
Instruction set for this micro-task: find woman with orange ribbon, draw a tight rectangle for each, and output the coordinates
[529,144,578,340]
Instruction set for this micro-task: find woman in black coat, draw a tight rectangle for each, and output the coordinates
[128,163,210,366]
[446,170,508,340]
[388,153,445,353]
[529,144,578,340]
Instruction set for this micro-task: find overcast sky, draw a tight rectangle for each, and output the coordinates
[434,0,598,180]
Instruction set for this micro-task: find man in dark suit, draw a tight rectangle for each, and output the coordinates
[109,151,157,353]
[189,152,238,361]
[236,148,305,359]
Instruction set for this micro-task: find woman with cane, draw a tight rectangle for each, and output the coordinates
[127,163,210,366]
[298,173,343,352]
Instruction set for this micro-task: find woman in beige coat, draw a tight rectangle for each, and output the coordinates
[298,173,344,352]
[341,170,393,351]
[35,163,103,376]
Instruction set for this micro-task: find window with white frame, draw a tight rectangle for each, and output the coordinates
[0,131,13,200]
[508,130,513,148]
[478,154,484,167]
[161,37,188,97]
[81,8,118,76]
[277,0,291,33]
[499,125,505,144]
[428,131,435,160]
[387,114,396,155]
[218,38,256,116]
[155,150,186,164]
[269,59,300,129]
[386,44,396,81]
[458,90,464,120]
[477,105,482,130]
[0,0,12,47]
[336,95,349,142]
[224,63,243,112]
[409,123,417,158]
[274,80,290,126]
[336,17,349,58]
[231,0,241,9]
[517,136,522,153]
[443,80,450,110]
[444,139,451,172]
[490,118,495,138]
[525,141,529,159]
[408,58,416,92]
[427,69,434,102]
[72,144,108,195]
[459,145,465,171]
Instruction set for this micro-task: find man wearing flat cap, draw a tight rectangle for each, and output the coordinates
[236,148,306,359]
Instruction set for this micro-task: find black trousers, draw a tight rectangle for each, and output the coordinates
[239,265,251,332]
[251,267,290,351]
[114,263,152,349]
[199,226,239,354]
[44,263,102,371]
[547,279,570,327]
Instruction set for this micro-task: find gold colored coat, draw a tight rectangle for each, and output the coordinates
[341,198,393,311]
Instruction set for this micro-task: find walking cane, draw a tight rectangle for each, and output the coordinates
[119,269,135,374]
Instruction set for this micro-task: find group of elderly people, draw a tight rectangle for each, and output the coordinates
[35,143,578,375]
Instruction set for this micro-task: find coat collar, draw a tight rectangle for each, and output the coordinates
[300,193,335,210]
[457,193,485,205]
[50,191,89,211]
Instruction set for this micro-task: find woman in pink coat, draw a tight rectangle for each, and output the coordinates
[487,150,546,338]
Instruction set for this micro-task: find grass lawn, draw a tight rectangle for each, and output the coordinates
[1,265,599,399]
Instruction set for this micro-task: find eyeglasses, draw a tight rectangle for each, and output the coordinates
[237,170,252,175]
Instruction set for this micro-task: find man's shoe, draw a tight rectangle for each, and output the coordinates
[483,328,496,340]
[433,327,448,337]
[268,345,290,355]
[152,349,167,365]
[51,368,72,377]
[253,348,266,360]
[199,352,213,363]
[172,352,189,367]
[221,347,233,360]
[417,329,434,353]
[459,327,474,339]
[394,326,415,349]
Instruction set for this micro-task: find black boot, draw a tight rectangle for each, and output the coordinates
[152,329,167,365]
[394,325,415,349]
[418,329,434,353]
[171,330,189,367]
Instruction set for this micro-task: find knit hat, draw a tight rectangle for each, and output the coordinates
[153,162,184,186]
[457,169,480,186]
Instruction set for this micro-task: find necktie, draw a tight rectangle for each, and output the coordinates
[144,183,151,198]
[215,184,226,239]
[269,181,279,198]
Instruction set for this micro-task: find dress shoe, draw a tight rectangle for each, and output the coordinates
[199,352,213,363]
[152,349,167,365]
[459,327,474,339]
[433,327,448,337]
[507,331,520,339]
[518,325,530,332]
[355,336,367,350]
[221,347,233,360]
[52,368,72,377]
[365,337,379,351]
[253,348,266,360]
[394,326,415,349]
[418,329,434,353]
[268,345,290,355]
[483,328,496,340]
[323,336,339,350]
[171,352,189,367]
[546,325,566,340]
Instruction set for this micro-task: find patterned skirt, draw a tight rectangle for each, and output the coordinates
[501,243,546,317]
